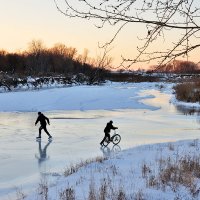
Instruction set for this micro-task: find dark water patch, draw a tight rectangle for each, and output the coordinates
[175,105,200,116]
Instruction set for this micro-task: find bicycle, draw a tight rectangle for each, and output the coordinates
[102,130,121,147]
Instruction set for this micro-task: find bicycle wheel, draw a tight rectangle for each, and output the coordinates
[112,134,121,145]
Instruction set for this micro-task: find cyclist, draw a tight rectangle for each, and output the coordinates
[100,120,118,146]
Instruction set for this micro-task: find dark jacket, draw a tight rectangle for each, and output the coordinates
[35,114,50,127]
[104,122,117,133]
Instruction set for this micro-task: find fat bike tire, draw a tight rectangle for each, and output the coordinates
[112,134,121,145]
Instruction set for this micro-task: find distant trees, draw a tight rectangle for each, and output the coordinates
[26,40,47,73]
[154,60,200,73]
[0,40,111,81]
[0,51,25,73]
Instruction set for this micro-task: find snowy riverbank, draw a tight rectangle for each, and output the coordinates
[0,82,169,112]
[1,80,200,112]
[23,82,200,200]
[24,139,200,200]
[2,81,200,200]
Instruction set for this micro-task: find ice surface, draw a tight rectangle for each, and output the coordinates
[0,82,200,199]
[0,82,160,112]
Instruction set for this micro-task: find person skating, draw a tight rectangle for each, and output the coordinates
[35,112,52,139]
[100,120,118,146]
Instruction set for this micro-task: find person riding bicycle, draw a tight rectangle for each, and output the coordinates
[100,120,118,146]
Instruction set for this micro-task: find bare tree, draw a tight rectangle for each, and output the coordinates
[81,48,89,64]
[27,40,48,73]
[54,0,200,69]
[87,46,113,84]
[51,43,69,56]
[51,43,77,59]
[28,40,45,56]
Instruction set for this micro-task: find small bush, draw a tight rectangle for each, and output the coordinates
[142,163,151,178]
[15,187,26,200]
[173,82,200,103]
[38,180,48,200]
[64,156,106,177]
[134,190,145,200]
[149,155,200,196]
[59,187,75,200]
[116,187,127,200]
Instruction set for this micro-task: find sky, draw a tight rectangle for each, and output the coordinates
[0,0,199,69]
[0,0,118,62]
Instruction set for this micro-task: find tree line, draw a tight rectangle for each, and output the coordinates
[152,60,200,73]
[0,40,111,80]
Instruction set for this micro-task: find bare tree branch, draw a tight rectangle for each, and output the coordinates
[54,0,200,68]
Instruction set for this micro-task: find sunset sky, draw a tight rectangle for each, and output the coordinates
[0,0,199,69]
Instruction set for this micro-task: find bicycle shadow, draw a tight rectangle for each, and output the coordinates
[100,144,121,157]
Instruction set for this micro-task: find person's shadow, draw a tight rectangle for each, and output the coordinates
[35,140,52,168]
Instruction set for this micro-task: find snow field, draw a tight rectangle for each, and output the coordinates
[25,139,200,200]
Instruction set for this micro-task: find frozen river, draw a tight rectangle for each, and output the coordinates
[1,82,200,199]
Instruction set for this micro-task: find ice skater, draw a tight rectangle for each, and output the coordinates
[35,112,52,139]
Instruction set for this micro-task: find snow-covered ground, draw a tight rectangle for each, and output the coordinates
[25,139,200,200]
[1,81,200,200]
[0,80,199,112]
[0,82,162,112]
